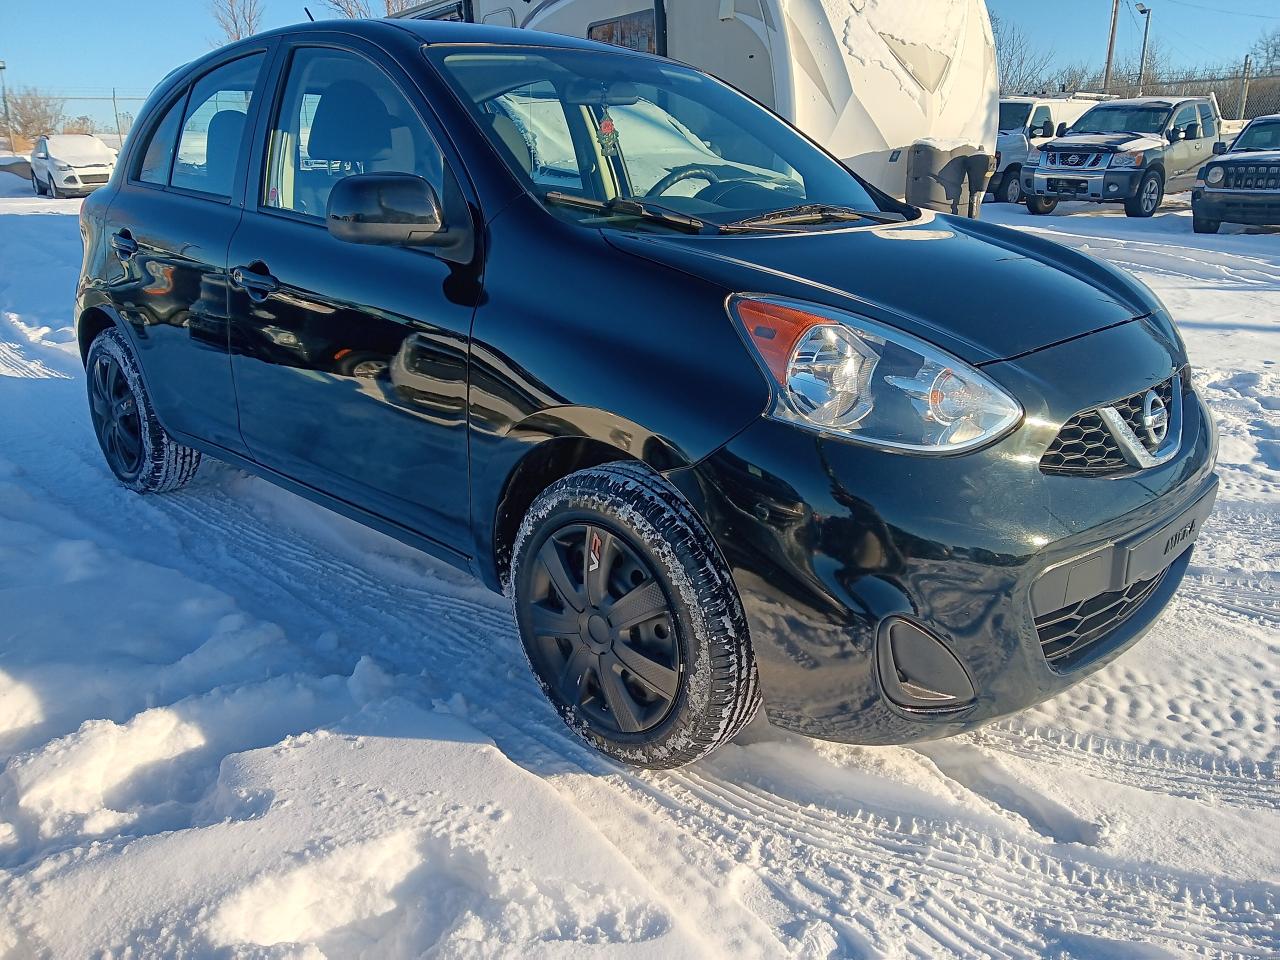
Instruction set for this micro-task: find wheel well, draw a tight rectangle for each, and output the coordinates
[492,436,634,588]
[77,308,116,365]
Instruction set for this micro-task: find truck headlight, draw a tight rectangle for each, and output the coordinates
[730,296,1023,453]
[1206,166,1225,186]
[1110,151,1146,169]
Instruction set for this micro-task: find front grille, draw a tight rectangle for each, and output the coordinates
[1221,164,1280,191]
[1040,376,1176,477]
[80,174,110,185]
[1035,570,1167,666]
[1046,151,1104,169]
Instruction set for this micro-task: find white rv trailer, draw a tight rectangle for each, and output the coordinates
[393,1,999,200]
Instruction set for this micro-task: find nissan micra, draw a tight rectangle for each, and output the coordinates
[77,19,1218,768]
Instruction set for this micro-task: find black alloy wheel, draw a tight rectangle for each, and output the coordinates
[89,352,145,482]
[513,462,760,768]
[526,522,681,736]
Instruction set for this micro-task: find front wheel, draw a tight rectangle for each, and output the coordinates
[1193,214,1221,234]
[999,167,1023,204]
[511,461,760,768]
[86,327,202,493]
[48,177,61,199]
[1125,170,1164,217]
[1026,195,1058,215]
[31,174,43,196]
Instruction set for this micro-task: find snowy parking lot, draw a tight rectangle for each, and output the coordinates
[0,172,1275,958]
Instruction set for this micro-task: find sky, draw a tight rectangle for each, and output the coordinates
[1,0,1277,127]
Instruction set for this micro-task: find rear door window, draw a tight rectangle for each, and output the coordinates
[171,54,265,199]
[137,97,186,186]
[1197,103,1217,140]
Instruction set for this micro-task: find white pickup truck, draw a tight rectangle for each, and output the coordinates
[991,95,1104,204]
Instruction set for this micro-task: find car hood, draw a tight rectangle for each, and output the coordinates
[1218,149,1280,164]
[1044,132,1164,153]
[605,212,1157,365]
[49,150,115,167]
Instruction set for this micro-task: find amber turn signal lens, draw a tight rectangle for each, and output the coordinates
[733,298,825,382]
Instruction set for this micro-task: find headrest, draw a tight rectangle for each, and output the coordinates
[308,80,393,161]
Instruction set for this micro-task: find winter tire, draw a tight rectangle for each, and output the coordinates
[512,460,760,768]
[32,174,44,196]
[48,177,61,199]
[86,327,201,493]
[1193,215,1220,234]
[1125,170,1164,218]
[1026,195,1057,215]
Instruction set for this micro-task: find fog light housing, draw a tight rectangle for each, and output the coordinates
[1108,184,1119,193]
[876,618,976,711]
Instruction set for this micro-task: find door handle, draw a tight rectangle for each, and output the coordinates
[110,230,138,260]
[231,264,280,301]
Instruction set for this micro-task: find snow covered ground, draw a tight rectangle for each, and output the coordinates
[0,170,1275,959]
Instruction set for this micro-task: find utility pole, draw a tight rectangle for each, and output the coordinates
[1239,54,1252,121]
[111,88,123,149]
[0,61,12,152]
[1102,0,1122,93]
[1136,4,1153,97]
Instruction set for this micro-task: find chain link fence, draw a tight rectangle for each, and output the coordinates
[1,92,149,154]
[1096,72,1280,123]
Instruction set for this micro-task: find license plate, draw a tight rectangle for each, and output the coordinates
[1050,178,1086,193]
[1124,486,1217,585]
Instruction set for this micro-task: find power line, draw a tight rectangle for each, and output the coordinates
[1160,0,1280,20]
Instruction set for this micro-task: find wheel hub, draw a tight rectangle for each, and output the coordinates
[524,523,683,735]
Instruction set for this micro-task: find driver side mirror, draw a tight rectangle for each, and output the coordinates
[1213,141,1228,155]
[1168,128,1185,142]
[326,173,446,247]
[1036,121,1055,139]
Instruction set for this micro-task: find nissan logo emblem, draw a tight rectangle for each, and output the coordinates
[1142,390,1169,447]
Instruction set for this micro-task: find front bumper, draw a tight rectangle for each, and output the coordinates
[1024,166,1145,203]
[1193,188,1280,225]
[669,318,1219,744]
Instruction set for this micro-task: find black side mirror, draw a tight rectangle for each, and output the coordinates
[1036,121,1055,138]
[1056,122,1068,138]
[1168,128,1184,142]
[1213,141,1228,155]
[326,173,446,247]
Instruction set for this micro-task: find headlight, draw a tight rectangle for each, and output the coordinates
[54,162,72,172]
[1110,151,1146,169]
[730,297,1023,453]
[1206,166,1225,186]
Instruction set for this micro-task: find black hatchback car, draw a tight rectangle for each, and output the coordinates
[76,19,1218,768]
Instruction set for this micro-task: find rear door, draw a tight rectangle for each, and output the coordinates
[226,38,479,552]
[101,49,272,454]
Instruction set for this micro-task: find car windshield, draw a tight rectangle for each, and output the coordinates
[999,102,1033,133]
[425,45,891,233]
[1232,119,1280,151]
[1069,105,1171,135]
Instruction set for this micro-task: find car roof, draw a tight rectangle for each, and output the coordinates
[1094,96,1203,108]
[235,16,637,56]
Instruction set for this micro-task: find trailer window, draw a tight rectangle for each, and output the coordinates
[588,10,658,54]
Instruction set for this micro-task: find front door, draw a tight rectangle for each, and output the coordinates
[1165,102,1202,190]
[227,40,479,552]
[102,50,270,453]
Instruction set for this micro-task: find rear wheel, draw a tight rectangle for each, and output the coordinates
[1125,170,1164,217]
[512,461,759,768]
[1026,195,1058,215]
[86,327,201,493]
[1192,214,1221,234]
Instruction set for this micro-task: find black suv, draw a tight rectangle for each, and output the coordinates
[77,20,1218,768]
[1023,96,1223,217]
[1192,113,1280,233]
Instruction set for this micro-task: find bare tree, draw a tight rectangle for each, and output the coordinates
[991,13,1055,95]
[209,0,264,43]
[1255,27,1280,75]
[7,88,65,147]
[63,115,98,135]
[322,0,418,17]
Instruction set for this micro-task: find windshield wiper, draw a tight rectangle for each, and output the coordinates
[722,203,906,231]
[544,191,710,234]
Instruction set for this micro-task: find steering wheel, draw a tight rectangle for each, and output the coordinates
[645,164,721,198]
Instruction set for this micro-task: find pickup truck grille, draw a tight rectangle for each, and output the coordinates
[1040,376,1176,476]
[1220,165,1280,191]
[1045,151,1105,169]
